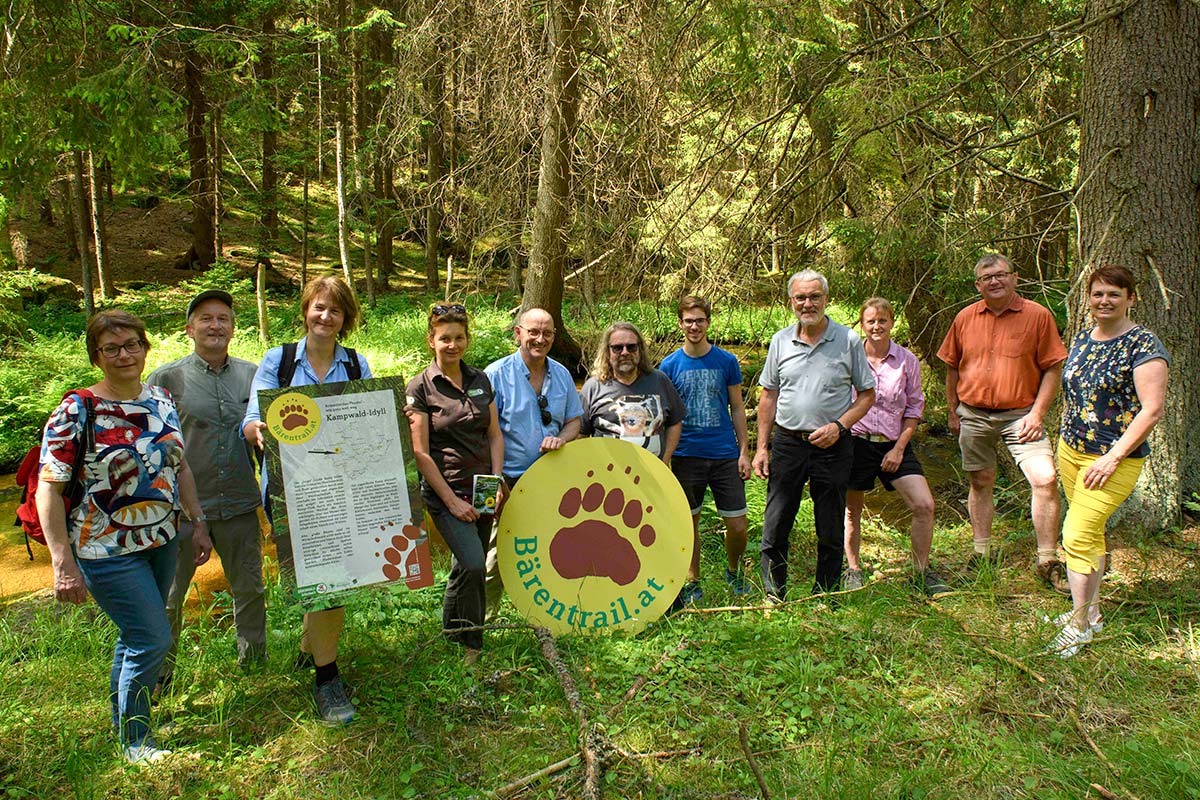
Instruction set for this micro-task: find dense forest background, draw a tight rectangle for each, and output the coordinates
[1,0,1196,524]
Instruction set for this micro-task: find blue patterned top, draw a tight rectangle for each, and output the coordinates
[1061,326,1169,458]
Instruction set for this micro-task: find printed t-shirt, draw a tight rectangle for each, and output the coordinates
[579,369,685,458]
[659,345,742,459]
[1061,326,1169,458]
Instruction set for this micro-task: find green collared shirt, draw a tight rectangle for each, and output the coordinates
[147,351,262,519]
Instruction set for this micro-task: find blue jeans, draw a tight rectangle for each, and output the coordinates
[76,538,178,746]
[425,492,490,651]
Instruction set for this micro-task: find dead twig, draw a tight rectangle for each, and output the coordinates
[982,645,1047,684]
[534,627,604,800]
[607,637,691,718]
[614,746,701,760]
[1069,709,1121,778]
[493,754,579,798]
[738,722,772,800]
[1089,784,1121,800]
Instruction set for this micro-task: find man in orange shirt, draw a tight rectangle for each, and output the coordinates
[938,253,1069,593]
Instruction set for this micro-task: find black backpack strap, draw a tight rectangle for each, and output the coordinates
[276,342,299,387]
[344,347,361,381]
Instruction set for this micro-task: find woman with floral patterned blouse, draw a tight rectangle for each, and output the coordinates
[1047,265,1169,658]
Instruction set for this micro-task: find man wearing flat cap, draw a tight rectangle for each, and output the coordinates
[148,290,266,686]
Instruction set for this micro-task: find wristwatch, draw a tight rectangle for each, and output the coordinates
[834,420,848,437]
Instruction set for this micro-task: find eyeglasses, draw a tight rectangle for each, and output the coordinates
[792,293,826,305]
[609,343,639,353]
[681,318,709,327]
[97,339,146,359]
[519,327,556,339]
[537,394,552,426]
[431,303,467,316]
[976,271,1013,284]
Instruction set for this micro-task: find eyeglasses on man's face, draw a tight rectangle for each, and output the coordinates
[791,293,826,305]
[976,270,1014,284]
[609,342,639,354]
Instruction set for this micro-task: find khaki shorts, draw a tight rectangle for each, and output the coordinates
[957,403,1054,472]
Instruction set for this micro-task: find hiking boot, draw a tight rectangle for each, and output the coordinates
[843,568,865,591]
[724,567,751,596]
[314,676,356,725]
[1036,559,1071,596]
[122,739,172,766]
[917,568,952,598]
[1046,622,1093,659]
[1042,610,1103,635]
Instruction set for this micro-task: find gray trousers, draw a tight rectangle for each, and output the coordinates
[163,511,267,677]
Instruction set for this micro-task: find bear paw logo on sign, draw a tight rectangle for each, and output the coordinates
[266,393,321,445]
[498,438,692,635]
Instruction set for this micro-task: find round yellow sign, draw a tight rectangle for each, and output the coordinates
[265,392,321,445]
[497,438,693,634]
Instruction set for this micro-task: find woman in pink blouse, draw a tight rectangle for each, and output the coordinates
[843,298,949,597]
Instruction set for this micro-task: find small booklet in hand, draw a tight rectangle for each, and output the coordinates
[472,474,502,515]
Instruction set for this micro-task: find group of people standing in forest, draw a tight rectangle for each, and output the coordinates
[34,252,1167,762]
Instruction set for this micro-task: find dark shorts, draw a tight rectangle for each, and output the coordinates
[848,436,924,492]
[671,456,747,516]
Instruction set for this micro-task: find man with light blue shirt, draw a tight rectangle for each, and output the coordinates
[660,296,752,605]
[752,270,876,598]
[483,307,582,614]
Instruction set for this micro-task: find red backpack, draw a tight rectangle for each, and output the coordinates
[13,390,96,559]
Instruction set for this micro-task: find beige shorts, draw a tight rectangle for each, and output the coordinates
[957,403,1054,472]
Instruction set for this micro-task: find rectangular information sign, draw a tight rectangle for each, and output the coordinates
[259,376,431,610]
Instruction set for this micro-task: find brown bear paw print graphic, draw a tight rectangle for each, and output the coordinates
[548,467,656,586]
[376,522,425,581]
[280,403,312,431]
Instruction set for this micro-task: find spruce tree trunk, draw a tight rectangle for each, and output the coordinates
[423,47,446,293]
[212,108,223,260]
[69,151,95,317]
[522,0,584,371]
[1074,0,1200,527]
[179,49,215,270]
[87,151,114,299]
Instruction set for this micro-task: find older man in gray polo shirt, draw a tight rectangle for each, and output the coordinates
[148,290,266,682]
[752,270,876,598]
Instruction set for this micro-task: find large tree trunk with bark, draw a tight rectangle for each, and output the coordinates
[522,0,584,372]
[178,48,215,270]
[1073,0,1200,527]
[260,14,279,266]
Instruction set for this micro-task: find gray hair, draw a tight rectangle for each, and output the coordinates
[974,253,1014,277]
[787,269,829,297]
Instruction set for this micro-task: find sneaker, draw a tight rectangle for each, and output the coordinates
[667,581,704,615]
[724,568,751,596]
[1036,559,1071,596]
[122,739,172,766]
[1042,610,1103,635]
[917,569,952,598]
[314,677,356,725]
[1046,622,1093,659]
[843,569,865,591]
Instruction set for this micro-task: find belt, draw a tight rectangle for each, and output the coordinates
[854,433,892,444]
[777,426,817,441]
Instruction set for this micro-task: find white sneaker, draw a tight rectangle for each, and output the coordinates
[1042,610,1103,634]
[1047,623,1094,659]
[122,741,172,766]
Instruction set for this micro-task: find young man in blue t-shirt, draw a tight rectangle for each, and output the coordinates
[659,296,752,605]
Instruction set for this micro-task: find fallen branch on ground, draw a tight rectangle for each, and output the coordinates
[607,637,691,718]
[738,722,772,800]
